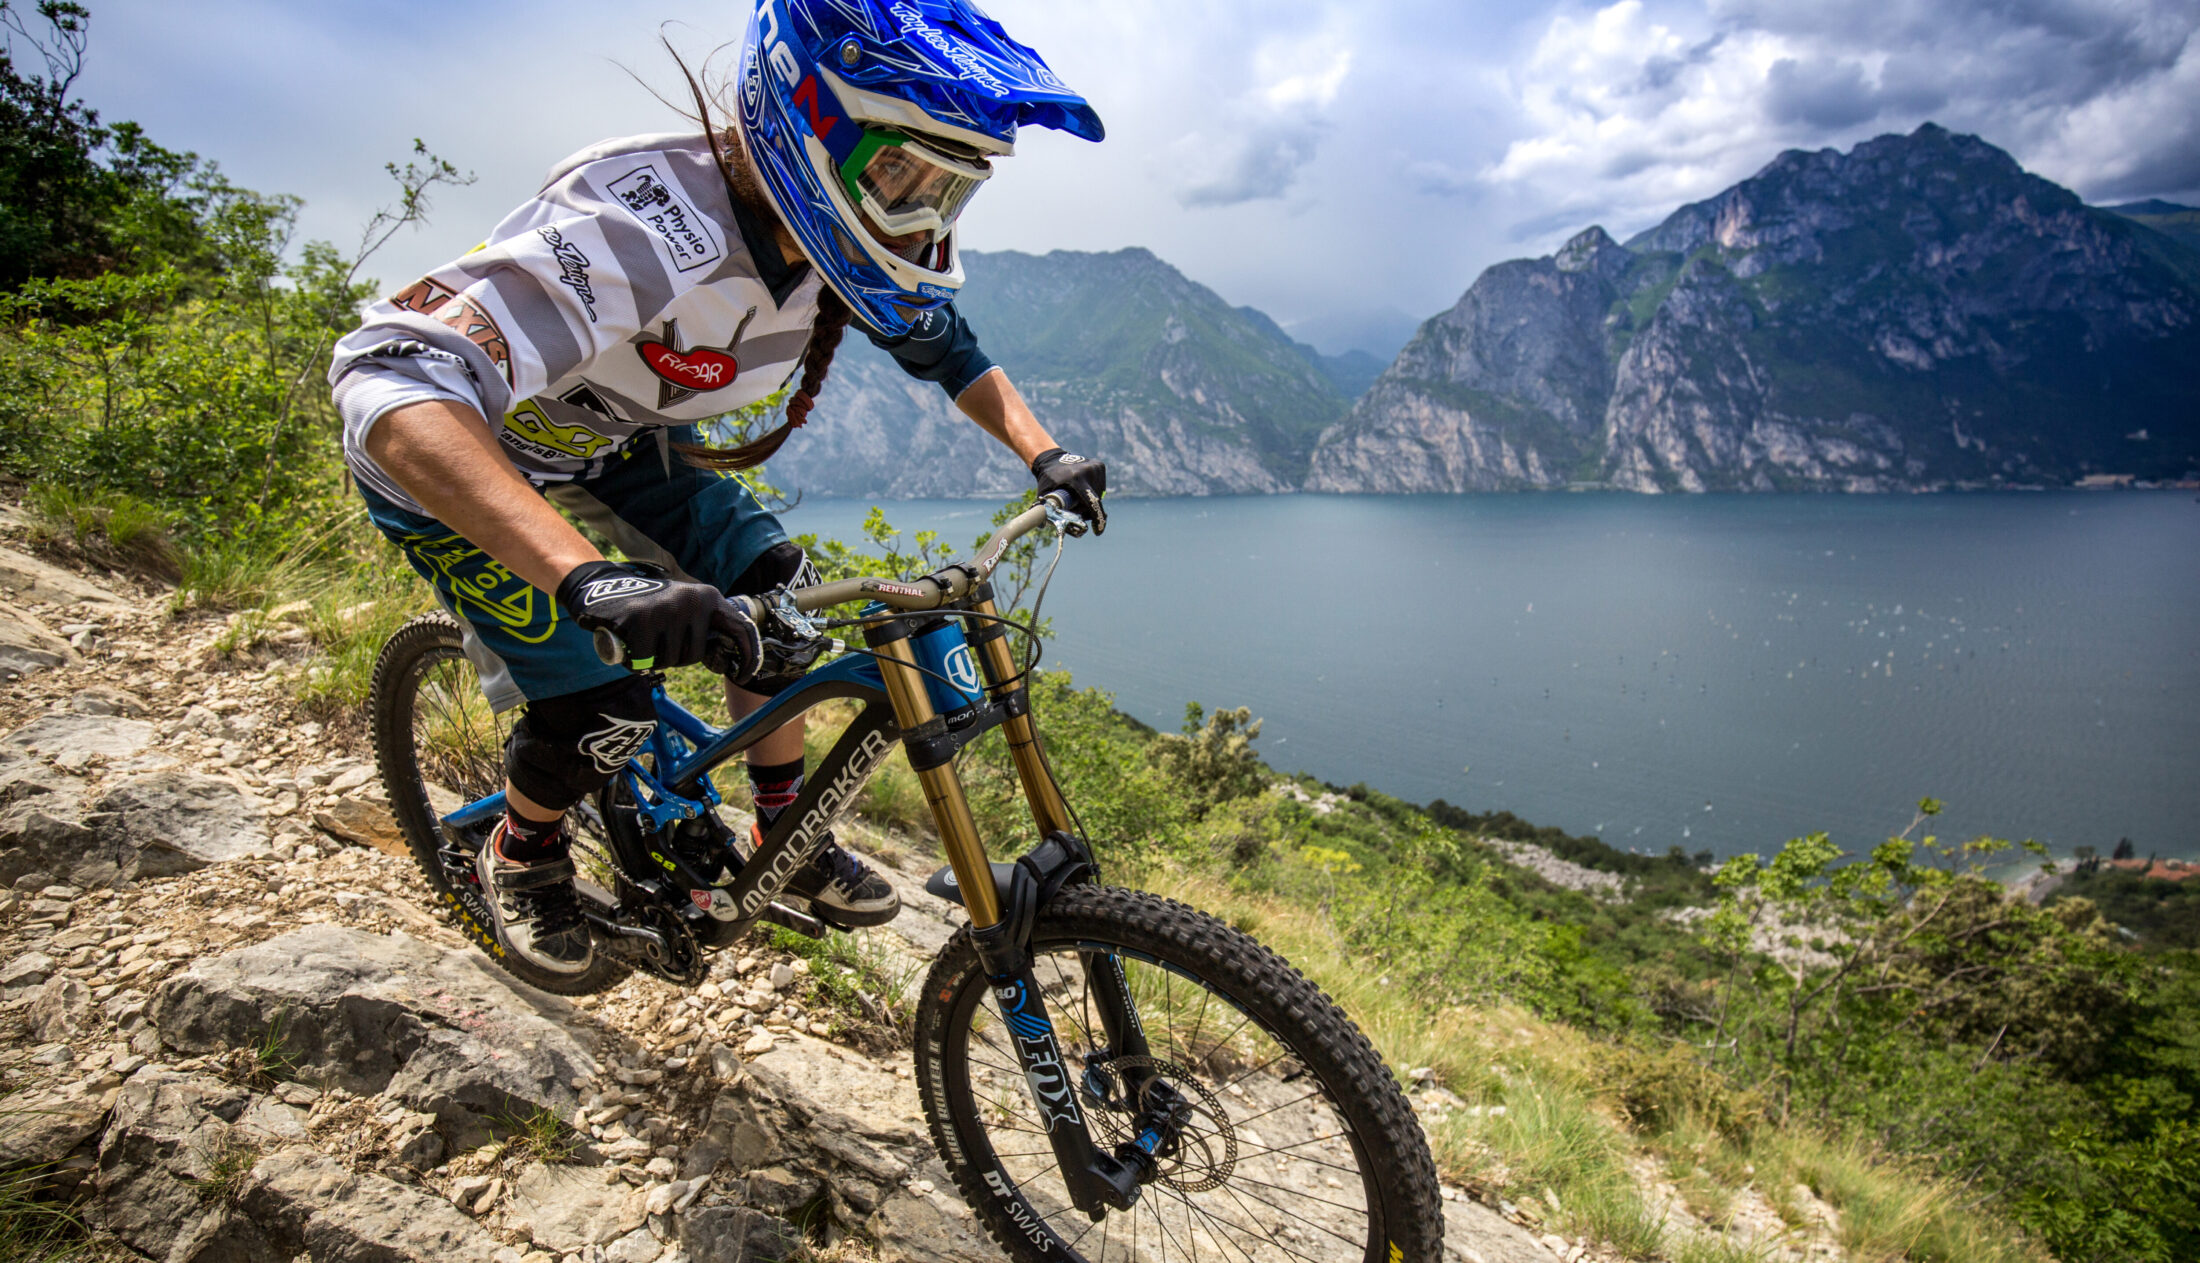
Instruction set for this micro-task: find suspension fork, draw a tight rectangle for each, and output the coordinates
[967,588,1152,1059]
[867,608,1144,1216]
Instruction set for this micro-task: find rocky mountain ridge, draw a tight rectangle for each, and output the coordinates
[1309,124,2200,493]
[773,248,1353,499]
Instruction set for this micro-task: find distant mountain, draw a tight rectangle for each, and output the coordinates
[1286,306,1422,363]
[774,248,1348,498]
[1310,125,2200,493]
[2103,199,2200,257]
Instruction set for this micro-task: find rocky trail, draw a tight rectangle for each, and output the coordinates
[0,533,1659,1263]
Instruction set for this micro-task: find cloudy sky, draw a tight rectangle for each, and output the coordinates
[50,0,2200,355]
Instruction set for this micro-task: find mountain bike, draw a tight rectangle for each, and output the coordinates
[368,493,1443,1262]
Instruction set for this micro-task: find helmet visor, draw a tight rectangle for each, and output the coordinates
[841,131,992,247]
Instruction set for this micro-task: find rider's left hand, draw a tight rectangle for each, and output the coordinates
[1030,447,1107,535]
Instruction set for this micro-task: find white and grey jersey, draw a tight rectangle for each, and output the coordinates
[329,133,830,514]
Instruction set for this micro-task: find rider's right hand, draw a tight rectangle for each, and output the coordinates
[557,560,759,680]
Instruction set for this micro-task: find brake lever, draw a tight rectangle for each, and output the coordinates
[1042,498,1088,537]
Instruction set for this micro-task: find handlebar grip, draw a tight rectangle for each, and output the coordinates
[592,626,627,666]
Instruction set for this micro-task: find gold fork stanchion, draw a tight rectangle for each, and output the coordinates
[868,632,1002,929]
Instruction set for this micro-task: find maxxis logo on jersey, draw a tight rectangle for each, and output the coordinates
[578,715,656,775]
[389,277,513,387]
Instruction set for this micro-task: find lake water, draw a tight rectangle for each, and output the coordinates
[778,493,2200,863]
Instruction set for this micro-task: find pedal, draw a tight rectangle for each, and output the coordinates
[758,900,827,940]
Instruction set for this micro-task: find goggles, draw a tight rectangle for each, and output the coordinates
[837,128,993,247]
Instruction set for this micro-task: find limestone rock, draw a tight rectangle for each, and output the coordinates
[313,796,409,858]
[93,1068,262,1262]
[1444,1194,1573,1262]
[94,770,274,876]
[239,1145,505,1262]
[3,713,159,765]
[0,543,133,609]
[0,1087,109,1168]
[0,599,75,677]
[149,926,604,1150]
[27,973,91,1039]
[506,1162,647,1253]
[70,684,150,717]
[677,1205,802,1263]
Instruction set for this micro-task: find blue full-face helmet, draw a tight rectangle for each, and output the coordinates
[736,0,1103,337]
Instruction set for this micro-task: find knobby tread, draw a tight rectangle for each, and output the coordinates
[369,611,627,996]
[915,883,1445,1262]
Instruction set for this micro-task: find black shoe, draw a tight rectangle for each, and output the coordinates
[752,823,901,927]
[475,826,594,975]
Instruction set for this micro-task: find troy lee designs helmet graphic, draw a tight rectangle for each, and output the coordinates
[736,0,1103,337]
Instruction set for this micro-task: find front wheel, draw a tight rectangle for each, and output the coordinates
[914,885,1443,1262]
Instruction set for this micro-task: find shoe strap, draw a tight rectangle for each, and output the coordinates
[493,854,578,891]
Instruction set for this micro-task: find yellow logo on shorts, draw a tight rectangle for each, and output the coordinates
[407,531,558,643]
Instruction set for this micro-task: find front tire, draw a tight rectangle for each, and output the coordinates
[913,885,1443,1262]
[369,611,628,996]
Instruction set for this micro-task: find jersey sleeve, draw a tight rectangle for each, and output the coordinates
[864,302,1000,397]
[327,181,675,438]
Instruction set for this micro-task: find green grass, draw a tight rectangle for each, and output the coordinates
[181,1135,260,1205]
[25,483,179,580]
[766,925,926,1042]
[0,1165,93,1262]
[496,1105,581,1166]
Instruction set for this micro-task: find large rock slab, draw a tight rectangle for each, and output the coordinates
[1444,1195,1569,1262]
[505,1162,648,1253]
[95,1067,503,1263]
[3,713,159,764]
[0,598,75,677]
[678,1204,803,1262]
[150,926,605,1150]
[0,781,101,888]
[239,1146,504,1263]
[0,543,133,609]
[94,1067,270,1263]
[93,770,274,875]
[0,1086,110,1168]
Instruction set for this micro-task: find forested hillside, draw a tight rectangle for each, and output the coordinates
[2,8,2195,1262]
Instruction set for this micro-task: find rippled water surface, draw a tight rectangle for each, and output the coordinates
[782,493,2200,861]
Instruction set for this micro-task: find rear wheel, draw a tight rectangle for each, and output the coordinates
[369,611,628,995]
[914,885,1443,1262]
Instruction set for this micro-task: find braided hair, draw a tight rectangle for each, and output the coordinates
[668,48,854,473]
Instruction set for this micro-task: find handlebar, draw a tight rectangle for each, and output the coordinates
[788,489,1077,615]
[591,491,1081,667]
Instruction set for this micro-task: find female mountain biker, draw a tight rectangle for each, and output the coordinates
[327,0,1109,977]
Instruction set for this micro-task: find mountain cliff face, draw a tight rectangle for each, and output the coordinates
[1310,125,2200,492]
[770,248,1348,498]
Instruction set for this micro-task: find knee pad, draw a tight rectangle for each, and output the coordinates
[506,674,658,812]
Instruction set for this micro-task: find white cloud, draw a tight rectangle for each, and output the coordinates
[1481,0,2200,246]
[1167,27,1355,208]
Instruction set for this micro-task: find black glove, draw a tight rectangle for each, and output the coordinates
[557,560,760,681]
[1030,447,1107,535]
